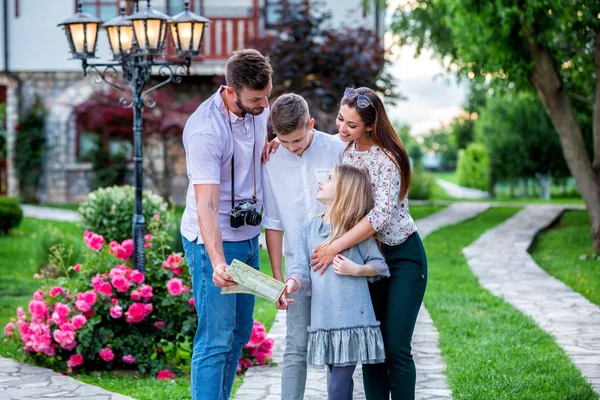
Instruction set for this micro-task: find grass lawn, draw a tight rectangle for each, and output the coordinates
[530,210,600,307]
[424,207,598,400]
[0,218,84,330]
[410,205,446,220]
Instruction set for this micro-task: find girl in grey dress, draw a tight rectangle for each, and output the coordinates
[280,164,389,400]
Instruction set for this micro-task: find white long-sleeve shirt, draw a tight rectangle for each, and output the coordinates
[262,131,346,277]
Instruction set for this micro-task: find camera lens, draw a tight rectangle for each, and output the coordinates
[245,211,262,226]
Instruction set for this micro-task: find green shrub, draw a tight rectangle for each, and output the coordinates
[409,168,434,200]
[79,186,168,243]
[36,225,85,278]
[14,96,46,203]
[0,196,23,234]
[457,142,490,192]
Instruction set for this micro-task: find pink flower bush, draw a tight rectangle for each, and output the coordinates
[162,253,183,276]
[109,240,134,262]
[53,329,77,350]
[237,357,252,373]
[3,227,204,376]
[240,321,273,372]
[157,370,177,380]
[247,321,266,348]
[166,278,185,296]
[50,287,65,297]
[4,322,15,336]
[125,303,152,324]
[139,284,153,301]
[109,305,123,319]
[122,354,136,364]
[130,270,145,284]
[67,353,84,369]
[100,346,115,362]
[144,234,153,249]
[84,231,105,251]
[111,276,131,293]
[72,315,87,330]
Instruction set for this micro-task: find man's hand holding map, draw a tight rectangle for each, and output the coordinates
[221,259,286,303]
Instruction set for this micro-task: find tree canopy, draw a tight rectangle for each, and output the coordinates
[251,0,397,133]
[391,0,600,247]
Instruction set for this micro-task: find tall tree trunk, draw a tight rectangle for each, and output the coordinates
[527,39,600,249]
[593,32,600,183]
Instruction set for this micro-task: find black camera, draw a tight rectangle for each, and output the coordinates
[230,200,262,228]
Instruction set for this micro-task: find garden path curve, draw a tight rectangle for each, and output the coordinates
[435,179,489,200]
[235,202,491,400]
[0,356,133,399]
[22,205,80,222]
[463,205,600,394]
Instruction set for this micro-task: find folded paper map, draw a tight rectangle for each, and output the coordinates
[221,259,286,303]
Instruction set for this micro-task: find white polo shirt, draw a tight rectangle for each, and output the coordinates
[262,131,346,277]
[181,86,269,243]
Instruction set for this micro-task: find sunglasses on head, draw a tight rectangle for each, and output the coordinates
[343,88,373,109]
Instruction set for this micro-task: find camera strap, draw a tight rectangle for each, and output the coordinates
[223,90,257,212]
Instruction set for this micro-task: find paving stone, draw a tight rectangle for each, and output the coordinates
[0,357,134,399]
[464,205,600,395]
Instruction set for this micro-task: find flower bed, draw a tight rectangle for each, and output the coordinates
[3,215,195,378]
[3,214,276,380]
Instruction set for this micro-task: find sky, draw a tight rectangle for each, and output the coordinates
[383,0,468,136]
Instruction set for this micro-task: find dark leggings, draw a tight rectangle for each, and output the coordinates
[362,233,428,400]
[328,364,357,400]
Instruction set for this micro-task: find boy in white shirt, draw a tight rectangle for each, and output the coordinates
[262,93,346,400]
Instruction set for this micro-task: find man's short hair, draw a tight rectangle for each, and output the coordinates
[270,93,310,135]
[225,49,273,93]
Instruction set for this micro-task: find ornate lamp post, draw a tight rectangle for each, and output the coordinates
[59,0,210,273]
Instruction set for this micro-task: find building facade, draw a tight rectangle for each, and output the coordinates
[0,0,383,204]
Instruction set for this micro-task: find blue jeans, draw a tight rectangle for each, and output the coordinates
[182,235,260,400]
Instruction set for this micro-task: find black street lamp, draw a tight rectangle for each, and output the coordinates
[59,0,210,273]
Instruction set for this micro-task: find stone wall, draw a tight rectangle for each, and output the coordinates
[7,72,215,205]
[0,73,19,197]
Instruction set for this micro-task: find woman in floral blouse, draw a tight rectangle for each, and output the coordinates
[311,87,427,400]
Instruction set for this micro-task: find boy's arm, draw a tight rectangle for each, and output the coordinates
[265,229,284,282]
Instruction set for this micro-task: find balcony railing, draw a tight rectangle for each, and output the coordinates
[165,5,260,61]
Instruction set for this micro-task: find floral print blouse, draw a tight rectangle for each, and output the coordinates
[343,143,418,246]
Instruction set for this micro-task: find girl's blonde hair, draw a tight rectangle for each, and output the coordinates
[322,164,373,246]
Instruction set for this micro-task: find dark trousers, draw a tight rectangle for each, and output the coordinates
[362,232,428,400]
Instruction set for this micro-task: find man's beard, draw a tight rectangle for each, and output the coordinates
[235,97,265,116]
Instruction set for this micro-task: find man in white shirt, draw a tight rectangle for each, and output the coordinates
[262,94,346,400]
[181,49,272,400]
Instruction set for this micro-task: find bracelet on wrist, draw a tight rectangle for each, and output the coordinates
[286,278,299,292]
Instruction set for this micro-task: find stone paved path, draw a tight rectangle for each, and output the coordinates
[22,205,80,222]
[463,205,600,394]
[0,356,133,399]
[236,202,491,400]
[436,180,490,200]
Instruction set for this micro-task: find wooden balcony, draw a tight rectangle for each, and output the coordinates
[166,2,260,62]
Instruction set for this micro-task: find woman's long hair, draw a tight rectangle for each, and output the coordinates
[341,87,411,200]
[322,164,374,246]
